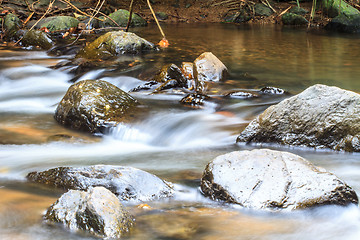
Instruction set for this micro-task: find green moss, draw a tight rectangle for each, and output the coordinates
[321,0,360,18]
[100,9,147,28]
[282,13,308,25]
[77,31,154,59]
[39,16,79,32]
[4,13,20,38]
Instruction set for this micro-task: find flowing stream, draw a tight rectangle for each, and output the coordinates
[1,23,360,239]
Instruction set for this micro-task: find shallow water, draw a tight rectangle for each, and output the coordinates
[1,23,360,239]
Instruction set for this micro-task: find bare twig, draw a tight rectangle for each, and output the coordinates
[88,8,121,26]
[59,0,104,21]
[147,0,166,39]
[68,0,106,46]
[126,0,135,32]
[278,6,291,17]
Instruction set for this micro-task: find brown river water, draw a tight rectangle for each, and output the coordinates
[1,23,360,239]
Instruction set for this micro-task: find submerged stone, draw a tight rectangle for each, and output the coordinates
[237,84,360,152]
[27,165,174,201]
[201,149,358,210]
[44,187,134,238]
[100,9,147,28]
[54,80,140,134]
[76,31,155,59]
[180,93,210,107]
[260,86,286,95]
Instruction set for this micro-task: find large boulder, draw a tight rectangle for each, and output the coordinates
[321,0,360,18]
[27,165,174,201]
[193,52,228,83]
[55,80,140,134]
[326,14,360,33]
[44,187,134,238]
[201,149,358,210]
[76,31,155,59]
[237,84,360,152]
[100,9,147,28]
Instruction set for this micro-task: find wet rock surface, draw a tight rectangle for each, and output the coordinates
[153,63,188,91]
[326,14,360,33]
[237,84,360,152]
[27,165,174,201]
[54,79,140,134]
[20,30,54,50]
[44,187,134,238]
[201,149,358,210]
[193,52,228,83]
[76,31,155,59]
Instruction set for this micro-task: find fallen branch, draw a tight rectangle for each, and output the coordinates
[126,0,134,32]
[147,0,166,39]
[88,8,120,26]
[59,0,104,21]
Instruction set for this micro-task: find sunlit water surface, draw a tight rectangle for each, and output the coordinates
[1,23,360,240]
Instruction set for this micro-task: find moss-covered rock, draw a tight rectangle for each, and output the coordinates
[100,9,147,28]
[223,10,252,23]
[201,149,358,210]
[4,13,21,39]
[76,31,155,59]
[55,80,140,134]
[21,30,54,50]
[321,0,360,18]
[326,14,360,33]
[37,16,80,31]
[44,187,134,238]
[156,12,168,20]
[254,3,273,17]
[282,13,308,25]
[289,6,308,16]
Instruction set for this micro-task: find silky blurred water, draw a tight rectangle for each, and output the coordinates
[1,24,360,240]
